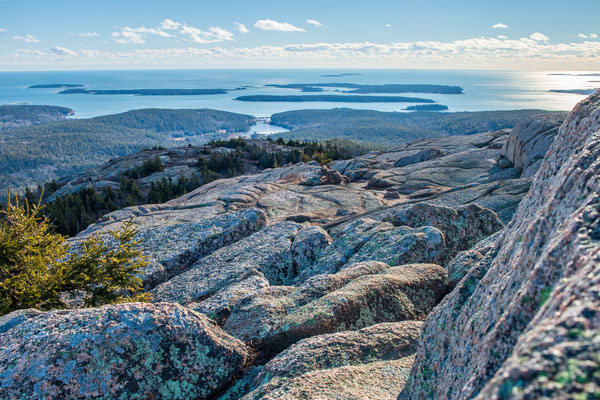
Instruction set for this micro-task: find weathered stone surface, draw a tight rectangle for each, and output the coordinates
[150,222,331,323]
[0,303,249,400]
[225,262,447,358]
[445,231,501,287]
[242,358,415,400]
[380,203,503,264]
[401,91,600,399]
[297,218,446,282]
[501,113,567,176]
[0,308,44,334]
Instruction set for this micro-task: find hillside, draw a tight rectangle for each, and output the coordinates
[2,94,586,399]
[0,108,254,193]
[0,105,73,129]
[270,108,566,146]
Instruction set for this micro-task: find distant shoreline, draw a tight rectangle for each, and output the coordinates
[28,84,84,89]
[59,88,230,96]
[235,95,436,103]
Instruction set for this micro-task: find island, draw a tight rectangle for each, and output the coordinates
[28,84,85,89]
[319,73,363,77]
[235,95,436,103]
[549,89,598,95]
[267,83,464,94]
[58,88,229,96]
[405,104,449,111]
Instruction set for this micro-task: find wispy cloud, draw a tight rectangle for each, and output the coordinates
[235,22,250,34]
[306,19,323,28]
[51,46,77,57]
[254,19,305,32]
[529,32,549,41]
[498,35,508,40]
[492,23,509,29]
[13,34,39,43]
[0,28,6,32]
[179,25,234,43]
[386,24,392,28]
[578,33,598,39]
[71,32,99,37]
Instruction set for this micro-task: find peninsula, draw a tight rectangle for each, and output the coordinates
[267,83,464,94]
[235,95,436,103]
[59,88,230,95]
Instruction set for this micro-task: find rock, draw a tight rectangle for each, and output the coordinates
[224,262,447,359]
[318,167,349,186]
[297,218,446,281]
[0,303,249,400]
[394,148,444,168]
[497,157,513,169]
[242,358,415,400]
[151,222,331,322]
[244,321,421,399]
[400,92,600,399]
[445,231,501,287]
[0,308,44,334]
[500,113,566,176]
[380,203,504,264]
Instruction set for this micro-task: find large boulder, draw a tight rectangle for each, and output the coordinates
[151,222,331,323]
[296,218,446,282]
[224,262,447,359]
[0,303,249,400]
[401,92,600,399]
[500,113,566,177]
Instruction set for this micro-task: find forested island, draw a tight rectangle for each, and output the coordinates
[405,104,449,111]
[59,88,230,95]
[319,73,363,77]
[549,89,597,95]
[235,95,436,103]
[28,84,85,89]
[267,83,464,94]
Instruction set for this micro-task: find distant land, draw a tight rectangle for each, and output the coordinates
[319,73,363,77]
[405,104,449,111]
[267,83,464,94]
[235,95,436,103]
[59,88,230,95]
[28,84,85,89]
[549,89,598,95]
[548,73,600,76]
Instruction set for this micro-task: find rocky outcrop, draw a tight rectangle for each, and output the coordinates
[224,262,446,359]
[500,113,566,177]
[0,303,249,400]
[401,92,600,399]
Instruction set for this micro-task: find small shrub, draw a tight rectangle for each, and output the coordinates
[0,190,150,316]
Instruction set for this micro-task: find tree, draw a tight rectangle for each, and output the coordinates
[0,190,149,315]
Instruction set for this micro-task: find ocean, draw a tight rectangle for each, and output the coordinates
[0,69,597,121]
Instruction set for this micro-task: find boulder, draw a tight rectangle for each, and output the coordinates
[500,113,566,176]
[400,92,600,399]
[0,303,249,400]
[224,262,447,359]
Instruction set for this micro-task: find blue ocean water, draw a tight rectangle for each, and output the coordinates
[0,69,597,119]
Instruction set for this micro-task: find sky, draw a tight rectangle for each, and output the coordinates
[0,0,599,71]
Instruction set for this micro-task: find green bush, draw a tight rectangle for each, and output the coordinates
[0,191,150,316]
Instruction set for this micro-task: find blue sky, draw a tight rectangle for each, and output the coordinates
[0,0,599,70]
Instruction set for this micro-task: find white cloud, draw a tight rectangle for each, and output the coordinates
[72,32,99,37]
[578,33,589,39]
[0,28,5,32]
[579,33,598,39]
[254,19,305,32]
[386,24,392,28]
[8,34,600,70]
[51,46,77,57]
[493,23,509,29]
[235,22,249,33]
[498,35,508,40]
[180,24,234,43]
[13,34,39,43]
[112,30,145,44]
[160,19,181,30]
[306,19,323,28]
[592,34,599,39]
[530,32,549,41]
